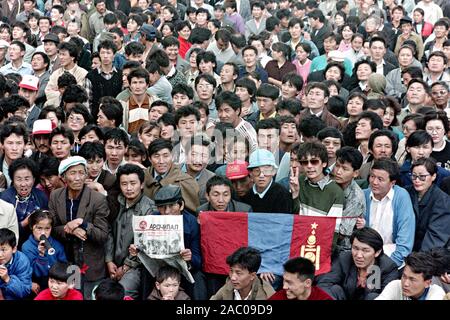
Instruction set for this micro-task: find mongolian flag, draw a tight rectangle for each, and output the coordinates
[199,211,338,276]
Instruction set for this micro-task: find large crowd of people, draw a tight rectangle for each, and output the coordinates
[0,0,450,301]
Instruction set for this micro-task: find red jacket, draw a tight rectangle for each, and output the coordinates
[414,22,434,40]
[178,36,192,60]
[34,288,83,300]
[268,287,334,300]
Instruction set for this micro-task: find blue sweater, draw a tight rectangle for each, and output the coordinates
[21,235,67,282]
[0,251,32,300]
[363,185,415,267]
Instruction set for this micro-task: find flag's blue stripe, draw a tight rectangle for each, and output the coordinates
[248,213,294,276]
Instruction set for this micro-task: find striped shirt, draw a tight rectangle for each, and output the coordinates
[235,119,258,152]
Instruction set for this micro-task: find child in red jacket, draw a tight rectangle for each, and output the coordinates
[34,262,83,300]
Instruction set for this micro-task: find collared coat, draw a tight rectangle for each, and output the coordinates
[210,277,275,300]
[144,164,200,214]
[49,187,109,281]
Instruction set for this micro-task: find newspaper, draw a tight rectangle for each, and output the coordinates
[133,215,195,283]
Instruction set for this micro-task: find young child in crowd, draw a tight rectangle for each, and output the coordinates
[34,262,83,300]
[147,265,190,300]
[21,209,67,295]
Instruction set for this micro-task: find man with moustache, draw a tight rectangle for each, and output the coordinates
[30,119,54,162]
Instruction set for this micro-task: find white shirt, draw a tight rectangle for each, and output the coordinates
[369,188,396,257]
[375,59,385,75]
[233,288,252,300]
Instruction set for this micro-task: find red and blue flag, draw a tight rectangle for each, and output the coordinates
[199,211,337,276]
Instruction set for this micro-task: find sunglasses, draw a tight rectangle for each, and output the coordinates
[299,159,321,166]
[411,174,430,181]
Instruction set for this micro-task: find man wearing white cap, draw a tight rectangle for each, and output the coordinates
[18,74,40,129]
[241,148,293,214]
[30,119,53,161]
[48,156,109,299]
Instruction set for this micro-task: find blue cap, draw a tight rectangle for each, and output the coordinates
[247,149,278,169]
[140,24,157,41]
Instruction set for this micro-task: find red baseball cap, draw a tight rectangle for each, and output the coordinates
[226,161,249,180]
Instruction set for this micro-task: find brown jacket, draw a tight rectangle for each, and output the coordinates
[210,277,275,300]
[143,164,200,213]
[298,107,343,130]
[147,287,191,300]
[49,187,109,281]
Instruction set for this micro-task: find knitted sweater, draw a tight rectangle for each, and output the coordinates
[293,175,344,220]
[242,181,293,214]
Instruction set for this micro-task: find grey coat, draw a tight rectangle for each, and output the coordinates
[105,193,156,268]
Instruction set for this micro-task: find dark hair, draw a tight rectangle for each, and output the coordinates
[401,66,423,79]
[424,110,450,133]
[188,27,211,44]
[405,252,438,281]
[175,105,201,125]
[336,146,363,171]
[79,141,106,161]
[236,78,257,98]
[371,158,400,182]
[31,51,50,71]
[79,125,104,143]
[266,16,280,32]
[67,104,93,124]
[127,67,150,85]
[297,141,328,165]
[117,163,145,184]
[58,41,79,63]
[155,265,181,283]
[50,126,75,145]
[194,73,217,88]
[353,59,377,77]
[10,158,39,184]
[225,247,261,273]
[206,175,233,194]
[282,72,303,92]
[99,97,123,127]
[39,105,66,124]
[256,118,280,131]
[148,138,173,156]
[327,96,346,118]
[125,41,145,57]
[271,42,291,61]
[0,123,28,144]
[406,130,433,151]
[407,78,431,96]
[157,113,176,128]
[28,209,53,230]
[0,228,17,248]
[196,50,216,70]
[283,257,315,281]
[215,91,241,112]
[48,262,72,282]
[276,99,302,116]
[350,227,384,253]
[103,128,130,147]
[298,115,326,139]
[39,156,60,177]
[93,279,125,300]
[172,83,194,100]
[357,111,384,131]
[61,85,88,104]
[256,83,279,100]
[368,129,399,156]
[98,39,117,54]
[317,127,344,147]
[306,82,330,98]
[411,157,438,176]
[56,72,77,89]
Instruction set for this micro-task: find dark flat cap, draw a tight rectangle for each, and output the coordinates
[140,24,157,41]
[154,185,183,207]
[43,33,60,44]
[399,16,413,26]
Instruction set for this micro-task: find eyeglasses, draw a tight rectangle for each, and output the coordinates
[68,116,84,123]
[299,159,321,166]
[426,127,445,133]
[431,90,448,96]
[411,174,431,181]
[197,83,214,89]
[402,125,416,133]
[251,167,274,176]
